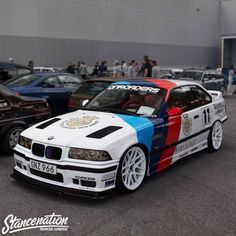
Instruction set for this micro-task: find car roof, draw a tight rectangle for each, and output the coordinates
[0,61,31,69]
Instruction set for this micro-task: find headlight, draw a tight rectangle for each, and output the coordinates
[18,135,32,149]
[68,148,111,161]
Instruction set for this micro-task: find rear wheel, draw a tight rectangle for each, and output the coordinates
[116,146,147,193]
[207,121,223,152]
[2,126,24,154]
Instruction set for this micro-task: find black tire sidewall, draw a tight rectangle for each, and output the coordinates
[2,126,24,154]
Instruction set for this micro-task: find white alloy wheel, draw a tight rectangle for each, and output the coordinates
[120,146,146,191]
[211,121,223,150]
[208,121,223,152]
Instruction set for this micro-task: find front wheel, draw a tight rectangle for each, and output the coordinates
[207,121,223,152]
[2,126,24,154]
[116,146,147,193]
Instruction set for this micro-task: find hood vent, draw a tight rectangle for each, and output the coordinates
[36,118,61,129]
[87,126,122,139]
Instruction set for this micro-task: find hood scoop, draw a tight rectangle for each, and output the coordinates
[86,126,122,139]
[36,118,61,129]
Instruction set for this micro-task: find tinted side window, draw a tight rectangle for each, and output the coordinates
[189,85,211,108]
[0,68,16,81]
[58,75,83,89]
[168,86,191,112]
[41,77,61,88]
[16,67,31,76]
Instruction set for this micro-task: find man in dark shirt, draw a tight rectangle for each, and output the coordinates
[143,55,152,77]
[66,62,75,74]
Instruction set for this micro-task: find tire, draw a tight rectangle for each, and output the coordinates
[116,145,147,193]
[207,121,223,152]
[2,126,24,154]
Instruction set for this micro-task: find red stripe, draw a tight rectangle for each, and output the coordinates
[157,110,182,172]
[147,79,177,101]
[50,147,52,159]
[147,79,177,90]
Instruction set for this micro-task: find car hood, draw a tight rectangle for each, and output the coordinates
[21,110,145,149]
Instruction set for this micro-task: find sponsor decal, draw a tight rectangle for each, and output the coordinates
[108,85,160,94]
[175,138,197,153]
[1,213,69,234]
[182,114,192,136]
[61,116,99,129]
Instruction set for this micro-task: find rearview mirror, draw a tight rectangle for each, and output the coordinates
[168,107,183,117]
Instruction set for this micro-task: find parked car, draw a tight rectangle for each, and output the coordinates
[69,77,134,112]
[0,61,33,83]
[11,79,227,197]
[160,68,183,79]
[176,70,226,94]
[0,85,50,153]
[6,73,84,115]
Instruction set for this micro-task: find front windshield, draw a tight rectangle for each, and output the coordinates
[87,84,167,117]
[7,74,37,86]
[177,71,203,81]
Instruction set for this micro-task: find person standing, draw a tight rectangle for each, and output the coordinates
[121,60,128,76]
[27,60,34,69]
[113,60,122,78]
[151,60,161,78]
[143,56,152,77]
[80,62,88,80]
[227,65,235,95]
[66,62,75,74]
[128,60,138,77]
[92,62,100,77]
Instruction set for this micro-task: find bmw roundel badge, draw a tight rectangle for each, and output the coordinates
[48,136,54,140]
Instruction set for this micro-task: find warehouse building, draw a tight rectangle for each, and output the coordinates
[0,0,235,67]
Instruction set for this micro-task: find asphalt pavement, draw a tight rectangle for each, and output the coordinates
[0,96,236,236]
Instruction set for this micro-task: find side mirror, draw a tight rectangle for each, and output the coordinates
[82,99,89,106]
[168,107,183,117]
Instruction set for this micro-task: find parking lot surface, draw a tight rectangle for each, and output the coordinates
[0,96,236,236]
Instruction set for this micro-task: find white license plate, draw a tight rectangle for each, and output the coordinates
[30,160,57,175]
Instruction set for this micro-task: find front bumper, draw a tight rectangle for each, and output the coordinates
[12,149,119,199]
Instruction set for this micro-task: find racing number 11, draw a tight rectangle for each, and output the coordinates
[203,108,210,125]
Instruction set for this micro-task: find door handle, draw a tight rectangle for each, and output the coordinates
[194,115,199,119]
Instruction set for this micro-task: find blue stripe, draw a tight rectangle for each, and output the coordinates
[112,81,131,85]
[117,115,154,151]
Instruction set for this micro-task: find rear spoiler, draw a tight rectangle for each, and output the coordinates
[208,90,223,100]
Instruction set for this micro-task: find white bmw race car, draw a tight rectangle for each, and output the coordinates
[11,79,227,198]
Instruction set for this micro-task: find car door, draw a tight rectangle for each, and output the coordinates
[40,76,71,115]
[169,85,212,163]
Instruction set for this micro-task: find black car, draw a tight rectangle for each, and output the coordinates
[0,61,33,83]
[0,85,51,153]
[176,69,226,94]
[68,77,134,111]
